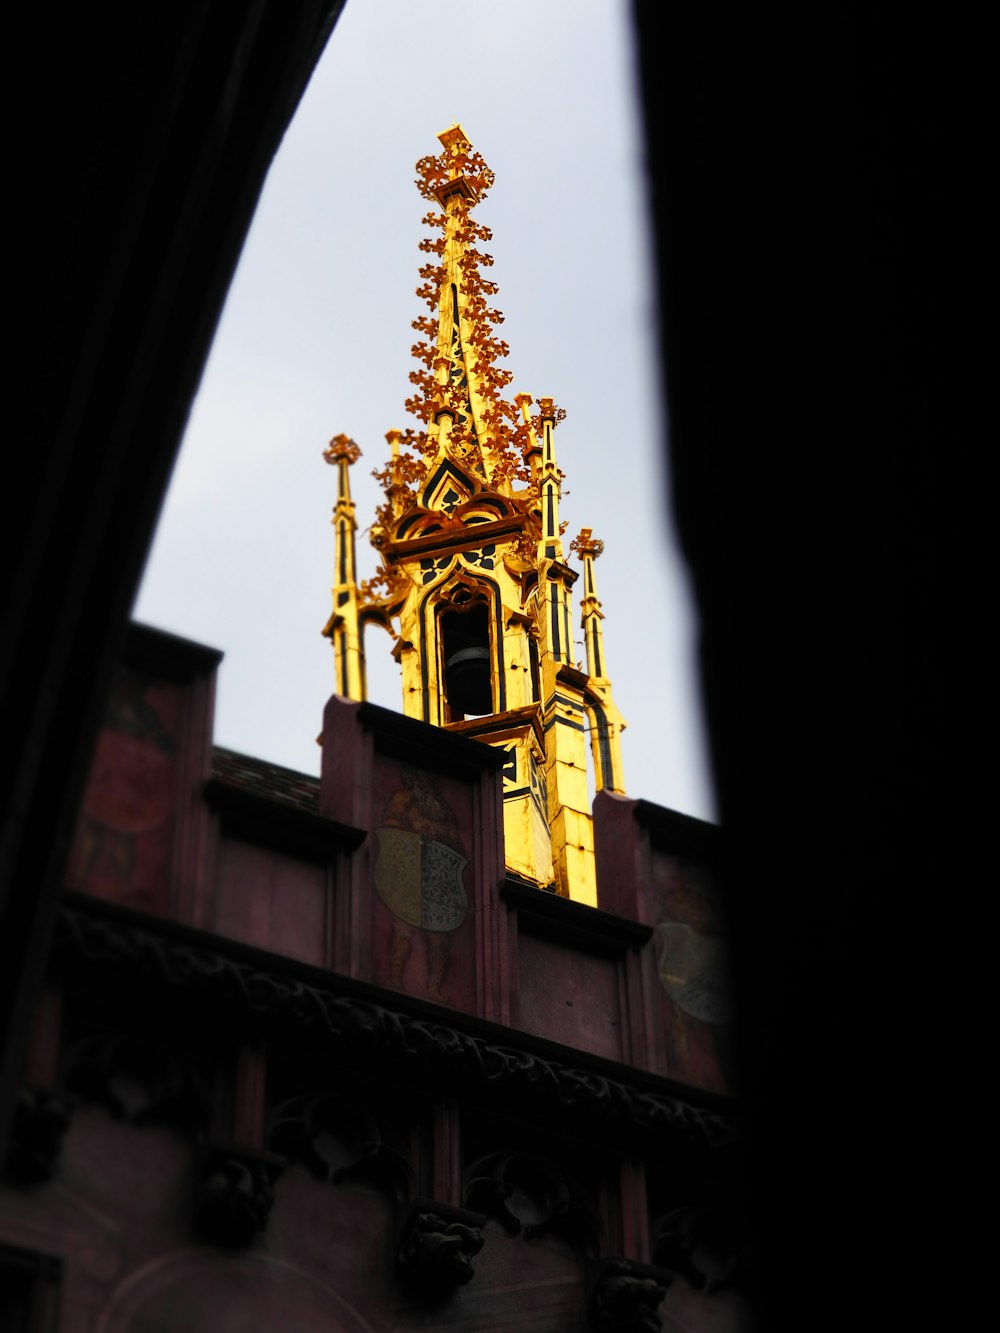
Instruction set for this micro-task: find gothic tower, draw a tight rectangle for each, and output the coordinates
[323,126,626,905]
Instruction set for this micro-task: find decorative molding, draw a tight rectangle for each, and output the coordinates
[53,899,737,1149]
[3,1087,74,1185]
[395,1198,486,1296]
[465,1150,603,1254]
[194,1141,286,1245]
[587,1257,672,1333]
[269,1093,415,1198]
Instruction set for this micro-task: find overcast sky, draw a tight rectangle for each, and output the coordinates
[133,0,718,825]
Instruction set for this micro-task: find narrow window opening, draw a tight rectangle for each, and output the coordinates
[442,602,492,719]
[528,636,541,704]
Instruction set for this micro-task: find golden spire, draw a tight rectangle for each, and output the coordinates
[370,125,532,527]
[324,129,628,904]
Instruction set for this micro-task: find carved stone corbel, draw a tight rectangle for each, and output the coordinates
[587,1256,672,1333]
[193,1141,286,1245]
[3,1086,74,1184]
[395,1198,486,1298]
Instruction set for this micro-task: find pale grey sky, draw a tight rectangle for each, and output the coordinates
[134,0,717,824]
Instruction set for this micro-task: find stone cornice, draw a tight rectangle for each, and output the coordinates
[52,894,738,1151]
[203,775,365,859]
[502,878,654,956]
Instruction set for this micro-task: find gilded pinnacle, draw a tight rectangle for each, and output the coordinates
[324,434,361,466]
[437,123,471,156]
[571,529,605,560]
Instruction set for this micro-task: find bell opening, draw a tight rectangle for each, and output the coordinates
[442,604,492,719]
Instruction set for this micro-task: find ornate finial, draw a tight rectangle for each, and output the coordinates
[571,529,605,560]
[536,398,567,426]
[437,123,472,156]
[324,434,362,466]
[416,125,495,207]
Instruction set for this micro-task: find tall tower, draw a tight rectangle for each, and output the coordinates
[323,126,626,905]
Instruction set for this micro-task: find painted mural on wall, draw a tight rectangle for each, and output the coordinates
[372,764,473,1008]
[65,668,180,914]
[652,856,734,1094]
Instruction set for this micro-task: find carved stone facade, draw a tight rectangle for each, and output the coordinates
[0,623,747,1330]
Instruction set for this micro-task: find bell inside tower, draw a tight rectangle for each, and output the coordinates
[441,601,492,720]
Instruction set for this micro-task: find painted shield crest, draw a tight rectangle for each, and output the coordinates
[374,828,469,931]
[655,922,732,1024]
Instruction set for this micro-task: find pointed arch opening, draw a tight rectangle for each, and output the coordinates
[440,599,492,720]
